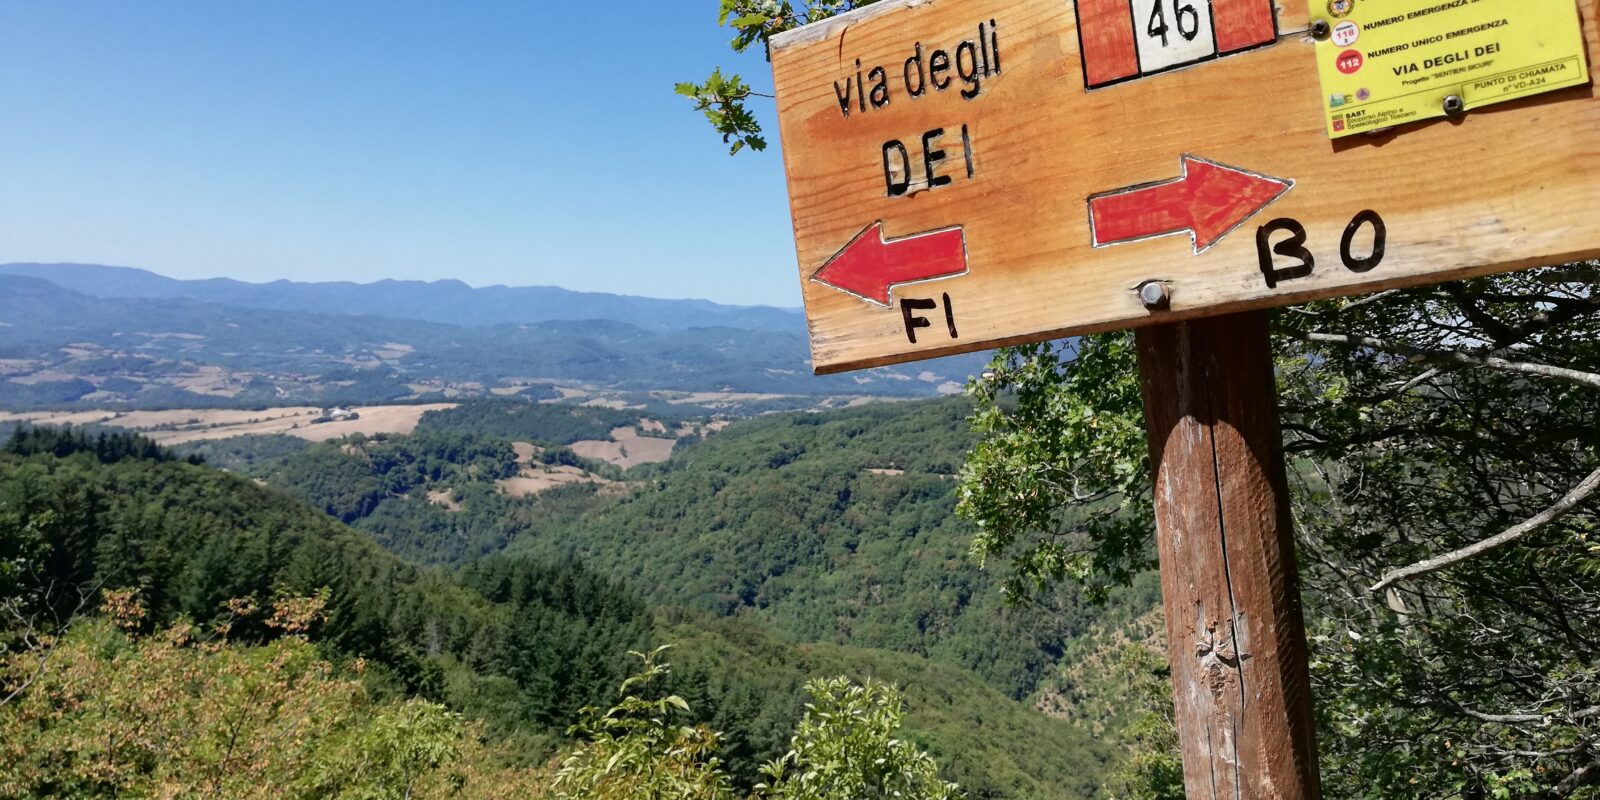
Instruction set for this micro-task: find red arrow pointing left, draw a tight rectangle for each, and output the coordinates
[1089,155,1293,253]
[812,222,968,306]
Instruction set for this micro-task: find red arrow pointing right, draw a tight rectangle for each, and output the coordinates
[1089,156,1293,253]
[812,222,968,306]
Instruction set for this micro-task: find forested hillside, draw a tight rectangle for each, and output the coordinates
[1,419,1132,798]
[504,399,1161,702]
[0,433,653,752]
[188,397,1165,779]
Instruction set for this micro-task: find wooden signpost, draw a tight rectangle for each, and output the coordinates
[770,0,1599,797]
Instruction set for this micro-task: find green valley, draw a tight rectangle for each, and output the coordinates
[1,400,1151,798]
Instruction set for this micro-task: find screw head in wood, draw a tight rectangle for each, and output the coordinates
[1138,281,1171,310]
[1310,20,1332,40]
[1443,95,1466,116]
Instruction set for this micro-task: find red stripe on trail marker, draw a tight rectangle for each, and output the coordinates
[1213,0,1278,53]
[1078,0,1140,87]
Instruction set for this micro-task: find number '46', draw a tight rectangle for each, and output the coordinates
[1147,0,1201,47]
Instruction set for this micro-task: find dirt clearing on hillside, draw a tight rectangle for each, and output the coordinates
[498,465,612,496]
[570,426,676,468]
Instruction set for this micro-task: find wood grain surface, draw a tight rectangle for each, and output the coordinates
[1138,312,1320,799]
[771,0,1600,373]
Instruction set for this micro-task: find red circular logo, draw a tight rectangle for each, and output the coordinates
[1336,49,1365,75]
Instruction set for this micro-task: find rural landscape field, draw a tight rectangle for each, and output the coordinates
[4,2,1598,799]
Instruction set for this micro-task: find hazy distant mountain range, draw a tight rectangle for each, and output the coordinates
[0,263,986,412]
[0,263,804,333]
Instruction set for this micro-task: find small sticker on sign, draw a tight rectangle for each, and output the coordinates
[1307,0,1592,139]
[1335,49,1364,75]
[1331,21,1359,47]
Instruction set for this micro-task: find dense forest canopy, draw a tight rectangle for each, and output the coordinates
[0,442,654,760]
[1,409,1125,798]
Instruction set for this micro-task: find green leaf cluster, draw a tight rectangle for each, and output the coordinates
[756,676,962,800]
[0,607,542,799]
[554,646,963,800]
[679,1,881,155]
[676,69,768,155]
[959,335,1151,604]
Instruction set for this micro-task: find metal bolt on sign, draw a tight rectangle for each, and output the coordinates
[1139,280,1173,309]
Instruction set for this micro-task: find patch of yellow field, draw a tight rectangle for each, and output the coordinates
[285,404,457,444]
[497,465,610,496]
[569,426,677,469]
[0,409,130,428]
[122,408,326,444]
[371,343,414,359]
[579,398,641,410]
[665,391,786,405]
[425,489,462,512]
[8,370,79,385]
[174,366,243,398]
[511,442,541,464]
[0,404,456,445]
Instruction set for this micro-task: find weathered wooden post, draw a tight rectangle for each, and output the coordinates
[1138,312,1319,798]
[764,0,1598,795]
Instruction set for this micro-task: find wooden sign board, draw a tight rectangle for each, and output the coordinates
[771,0,1600,374]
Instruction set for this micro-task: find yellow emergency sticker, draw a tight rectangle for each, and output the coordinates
[1309,0,1592,138]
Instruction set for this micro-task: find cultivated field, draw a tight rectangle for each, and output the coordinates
[569,426,677,469]
[497,466,612,497]
[0,404,456,445]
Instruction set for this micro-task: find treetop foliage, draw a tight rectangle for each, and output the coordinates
[2,415,1102,797]
[959,334,1151,604]
[679,1,879,154]
[553,646,964,800]
[956,264,1600,798]
[4,424,200,466]
[0,444,653,768]
[755,675,963,800]
[0,590,542,799]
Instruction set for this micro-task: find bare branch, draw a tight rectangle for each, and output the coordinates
[1371,465,1600,593]
[1455,704,1600,725]
[1547,759,1600,798]
[1298,331,1600,391]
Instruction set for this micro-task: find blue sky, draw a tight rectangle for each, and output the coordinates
[0,1,799,306]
